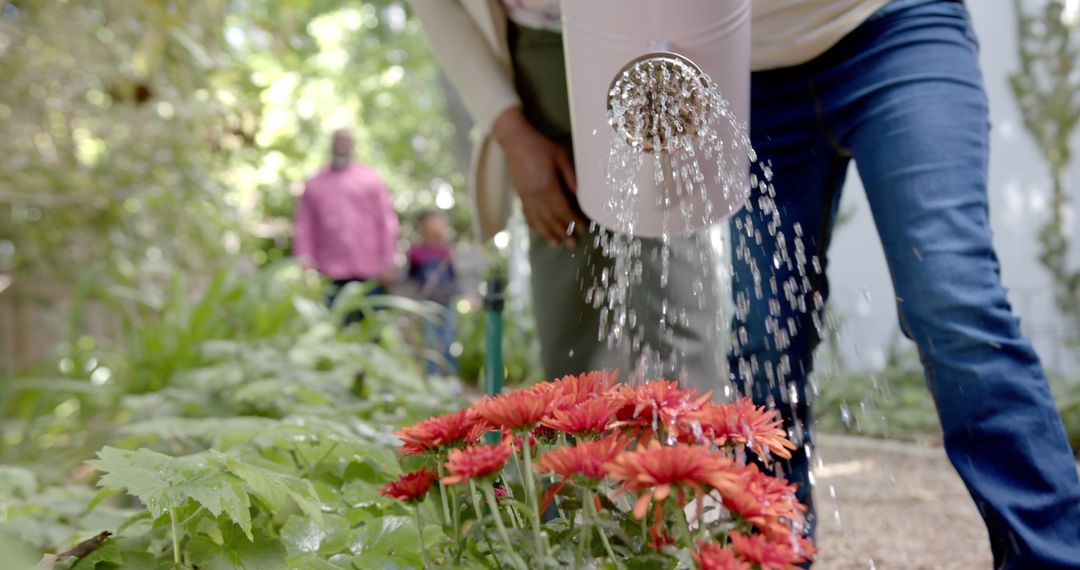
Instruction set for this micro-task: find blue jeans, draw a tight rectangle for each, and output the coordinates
[729,1,1080,567]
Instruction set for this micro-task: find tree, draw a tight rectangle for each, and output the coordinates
[1010,0,1080,353]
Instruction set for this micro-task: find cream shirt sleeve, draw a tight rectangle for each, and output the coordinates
[410,0,522,133]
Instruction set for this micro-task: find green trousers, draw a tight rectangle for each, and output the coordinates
[509,23,726,390]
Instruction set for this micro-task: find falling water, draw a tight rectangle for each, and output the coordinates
[587,53,826,405]
[586,51,842,528]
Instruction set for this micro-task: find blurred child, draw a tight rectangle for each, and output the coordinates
[407,210,460,375]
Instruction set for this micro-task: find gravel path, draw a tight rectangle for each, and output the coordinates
[813,435,992,570]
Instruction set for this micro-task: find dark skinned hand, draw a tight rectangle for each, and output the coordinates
[493,107,586,247]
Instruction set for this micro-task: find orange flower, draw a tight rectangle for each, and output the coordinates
[379,468,438,504]
[541,397,625,437]
[693,542,752,570]
[720,464,806,538]
[728,531,812,570]
[474,390,549,431]
[605,442,741,520]
[618,380,713,431]
[547,370,619,410]
[685,399,796,460]
[535,434,629,482]
[533,434,628,512]
[395,408,488,457]
[441,443,512,485]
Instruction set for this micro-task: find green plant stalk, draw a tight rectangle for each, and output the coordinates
[436,463,452,525]
[438,462,461,551]
[170,510,181,568]
[509,447,529,528]
[674,497,693,547]
[469,480,505,570]
[586,489,619,565]
[483,485,527,570]
[520,435,546,556]
[413,505,433,569]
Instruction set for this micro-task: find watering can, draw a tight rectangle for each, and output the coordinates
[562,0,752,238]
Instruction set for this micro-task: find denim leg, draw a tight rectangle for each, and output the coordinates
[823,2,1080,566]
[732,68,853,535]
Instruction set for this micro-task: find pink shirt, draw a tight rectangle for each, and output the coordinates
[293,163,399,280]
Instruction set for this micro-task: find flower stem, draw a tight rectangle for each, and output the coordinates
[587,489,619,566]
[675,498,693,546]
[436,463,452,525]
[170,510,181,568]
[484,485,527,570]
[413,505,433,569]
[469,480,504,570]
[438,462,461,552]
[521,434,546,556]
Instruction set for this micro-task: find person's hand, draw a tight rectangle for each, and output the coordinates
[493,107,586,247]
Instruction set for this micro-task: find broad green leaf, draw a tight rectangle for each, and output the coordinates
[214,453,323,523]
[287,552,343,570]
[69,538,123,569]
[282,514,352,557]
[113,551,159,570]
[187,527,286,570]
[351,516,424,569]
[88,448,252,540]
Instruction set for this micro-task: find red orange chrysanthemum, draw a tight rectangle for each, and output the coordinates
[617,380,713,433]
[720,464,806,539]
[604,442,741,520]
[693,541,752,570]
[541,397,625,437]
[395,407,488,457]
[379,468,438,503]
[533,434,629,512]
[547,370,619,411]
[684,398,797,460]
[474,390,550,431]
[729,531,812,570]
[535,434,629,482]
[441,443,513,485]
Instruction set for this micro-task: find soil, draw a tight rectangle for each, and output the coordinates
[813,435,993,570]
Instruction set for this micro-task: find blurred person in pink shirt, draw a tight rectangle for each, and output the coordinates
[293,128,400,322]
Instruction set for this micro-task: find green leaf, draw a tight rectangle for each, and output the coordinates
[287,552,344,570]
[85,487,123,514]
[88,447,252,540]
[116,511,152,535]
[69,538,124,570]
[188,529,287,570]
[351,516,425,569]
[214,453,323,523]
[281,514,352,556]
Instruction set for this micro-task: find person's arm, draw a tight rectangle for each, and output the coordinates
[410,0,585,246]
[410,0,521,134]
[292,186,317,270]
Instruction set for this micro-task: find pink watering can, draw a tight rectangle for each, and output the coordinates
[562,0,752,237]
